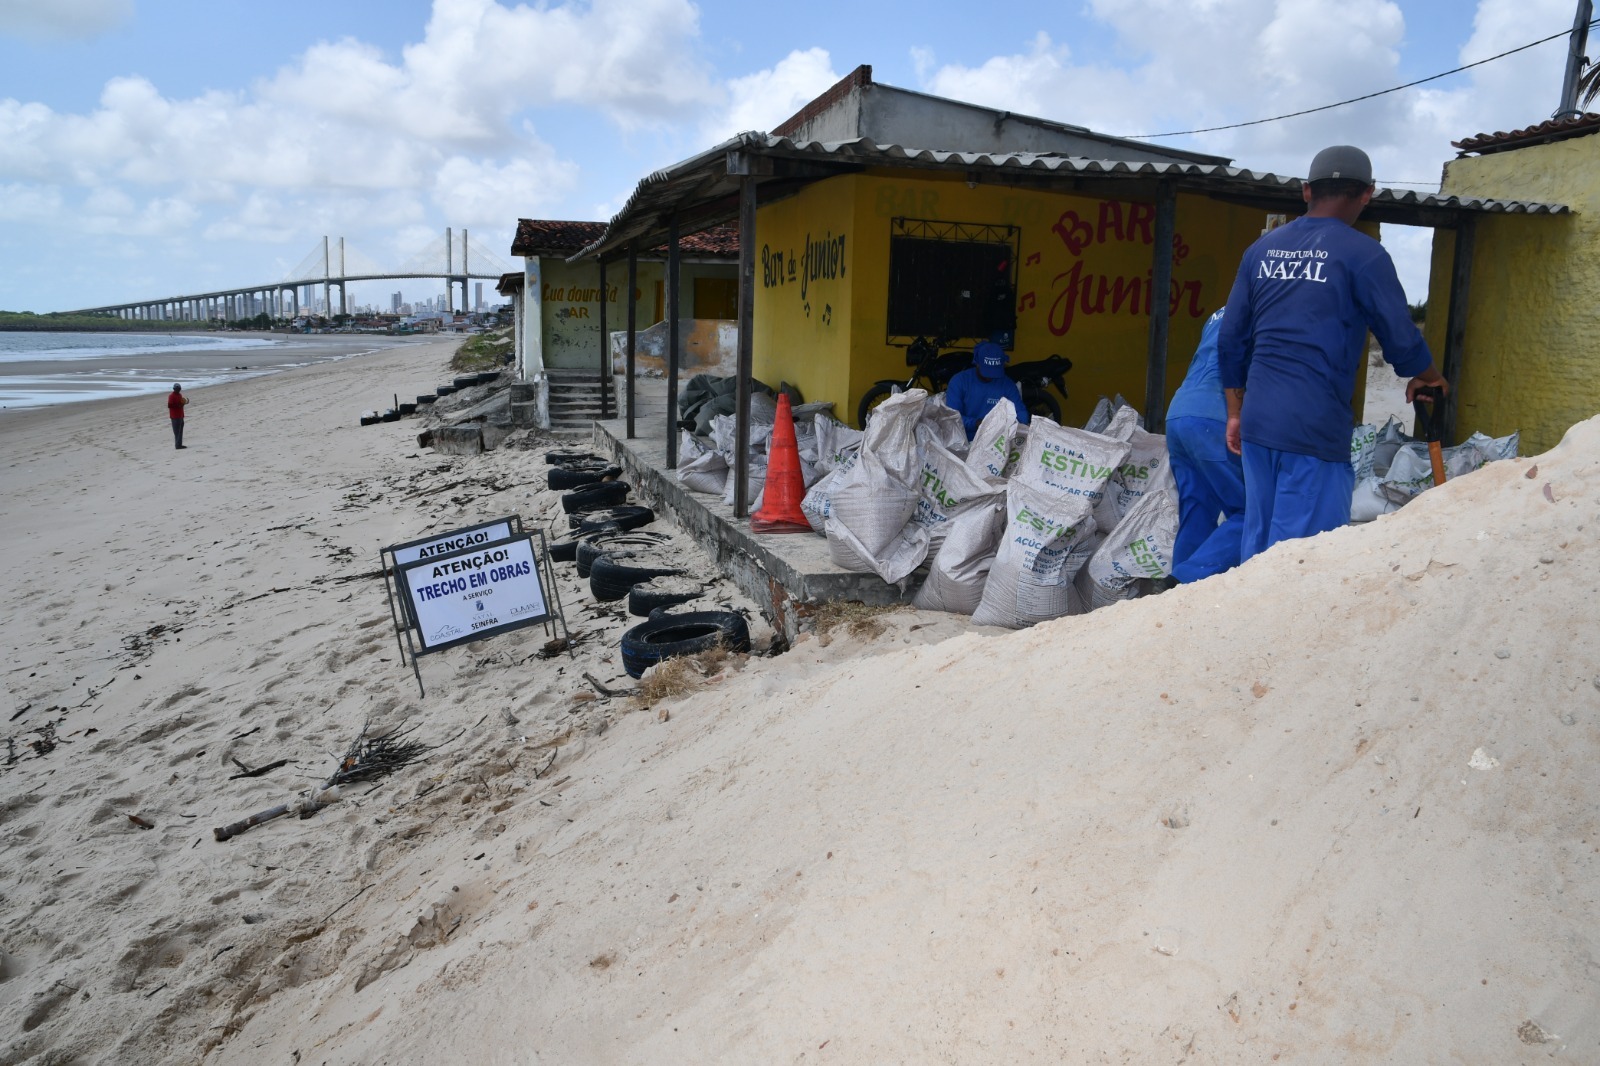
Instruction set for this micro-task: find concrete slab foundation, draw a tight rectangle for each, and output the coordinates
[433,424,484,455]
[592,412,913,640]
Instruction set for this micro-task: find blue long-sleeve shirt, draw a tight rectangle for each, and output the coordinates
[946,367,1028,439]
[1217,216,1432,463]
[1165,307,1228,424]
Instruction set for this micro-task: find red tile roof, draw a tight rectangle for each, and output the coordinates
[1453,112,1600,155]
[513,217,738,261]
[511,219,608,256]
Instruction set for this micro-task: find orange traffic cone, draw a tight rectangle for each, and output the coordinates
[751,393,811,533]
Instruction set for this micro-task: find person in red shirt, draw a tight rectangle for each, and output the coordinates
[167,384,188,449]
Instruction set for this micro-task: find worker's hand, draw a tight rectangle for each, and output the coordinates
[1225,415,1242,456]
[1405,368,1448,403]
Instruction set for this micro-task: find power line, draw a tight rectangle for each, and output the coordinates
[1121,21,1597,140]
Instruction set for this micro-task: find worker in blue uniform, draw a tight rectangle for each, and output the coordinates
[1166,306,1245,582]
[946,339,1029,439]
[1217,144,1447,563]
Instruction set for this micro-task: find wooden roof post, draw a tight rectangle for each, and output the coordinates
[1440,214,1476,444]
[626,241,638,439]
[667,216,682,469]
[597,258,610,419]
[1144,179,1177,433]
[732,163,759,518]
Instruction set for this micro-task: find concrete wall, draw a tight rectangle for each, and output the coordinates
[536,256,738,371]
[751,170,1264,426]
[1423,134,1599,453]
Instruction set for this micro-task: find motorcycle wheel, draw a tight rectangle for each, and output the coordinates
[1022,386,1062,424]
[856,382,899,430]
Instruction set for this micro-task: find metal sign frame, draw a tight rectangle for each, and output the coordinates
[393,529,570,695]
[381,515,524,653]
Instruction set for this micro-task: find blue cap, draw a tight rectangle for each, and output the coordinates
[974,341,1007,376]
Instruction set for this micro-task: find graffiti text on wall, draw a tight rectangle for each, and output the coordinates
[761,231,847,307]
[1018,199,1207,337]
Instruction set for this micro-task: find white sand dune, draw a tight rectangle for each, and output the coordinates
[1,344,1596,1063]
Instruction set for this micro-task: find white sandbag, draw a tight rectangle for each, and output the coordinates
[813,414,864,475]
[1111,395,1144,429]
[823,390,928,581]
[1350,476,1399,523]
[971,481,1097,629]
[1015,417,1132,511]
[710,413,773,463]
[1071,471,1179,614]
[794,422,821,488]
[965,398,1025,483]
[723,455,769,508]
[918,394,970,456]
[910,425,1005,559]
[911,496,1007,615]
[800,451,857,533]
[677,448,728,495]
[1380,441,1486,503]
[1103,404,1141,441]
[1464,429,1519,463]
[1370,416,1409,478]
[1092,425,1169,533]
[1083,397,1115,435]
[1350,423,1378,479]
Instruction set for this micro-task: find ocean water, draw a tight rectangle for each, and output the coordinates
[0,331,406,410]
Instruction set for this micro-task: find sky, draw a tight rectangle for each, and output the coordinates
[0,0,1590,313]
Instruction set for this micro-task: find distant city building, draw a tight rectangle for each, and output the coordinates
[391,291,402,313]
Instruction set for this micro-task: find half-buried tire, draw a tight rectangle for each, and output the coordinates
[620,611,751,679]
[573,505,654,535]
[588,552,684,602]
[560,480,630,514]
[627,579,703,617]
[575,530,669,577]
[545,450,605,466]
[547,464,621,490]
[547,537,582,563]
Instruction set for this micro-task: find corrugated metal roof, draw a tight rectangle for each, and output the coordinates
[574,132,1568,261]
[1453,112,1600,155]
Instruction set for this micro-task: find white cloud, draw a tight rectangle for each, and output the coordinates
[0,0,131,40]
[706,47,841,141]
[431,154,579,230]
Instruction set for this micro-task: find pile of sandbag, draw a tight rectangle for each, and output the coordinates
[1349,417,1519,522]
[803,389,1179,628]
[674,374,835,509]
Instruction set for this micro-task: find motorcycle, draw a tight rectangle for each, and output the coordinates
[856,335,1072,429]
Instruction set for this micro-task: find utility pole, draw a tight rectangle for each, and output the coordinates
[1554,0,1594,119]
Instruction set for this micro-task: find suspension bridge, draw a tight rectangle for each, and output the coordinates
[65,228,515,322]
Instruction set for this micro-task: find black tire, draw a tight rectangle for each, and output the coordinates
[547,464,621,490]
[1022,386,1062,424]
[628,581,702,617]
[398,402,417,415]
[453,375,477,390]
[573,505,654,535]
[417,394,437,405]
[381,409,401,422]
[856,382,898,429]
[575,530,669,577]
[475,371,499,386]
[561,481,630,514]
[359,415,378,426]
[545,450,605,465]
[620,611,751,679]
[547,538,581,562]
[589,552,685,602]
[435,385,457,396]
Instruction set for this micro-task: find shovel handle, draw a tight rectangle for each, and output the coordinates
[1411,385,1446,443]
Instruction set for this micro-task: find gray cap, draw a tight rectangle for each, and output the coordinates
[1308,145,1372,184]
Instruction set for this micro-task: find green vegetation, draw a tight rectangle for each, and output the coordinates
[0,310,213,332]
[450,326,514,372]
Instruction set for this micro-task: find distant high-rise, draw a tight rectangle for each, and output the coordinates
[391,291,402,313]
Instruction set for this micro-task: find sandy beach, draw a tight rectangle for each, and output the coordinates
[2,342,1597,1064]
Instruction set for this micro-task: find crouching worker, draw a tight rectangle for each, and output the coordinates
[1166,307,1244,582]
[946,338,1029,439]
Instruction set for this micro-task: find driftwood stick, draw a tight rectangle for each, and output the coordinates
[228,757,290,780]
[213,803,292,842]
[582,672,631,698]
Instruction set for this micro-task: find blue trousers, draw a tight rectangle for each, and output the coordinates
[1240,442,1354,563]
[1167,416,1245,583]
